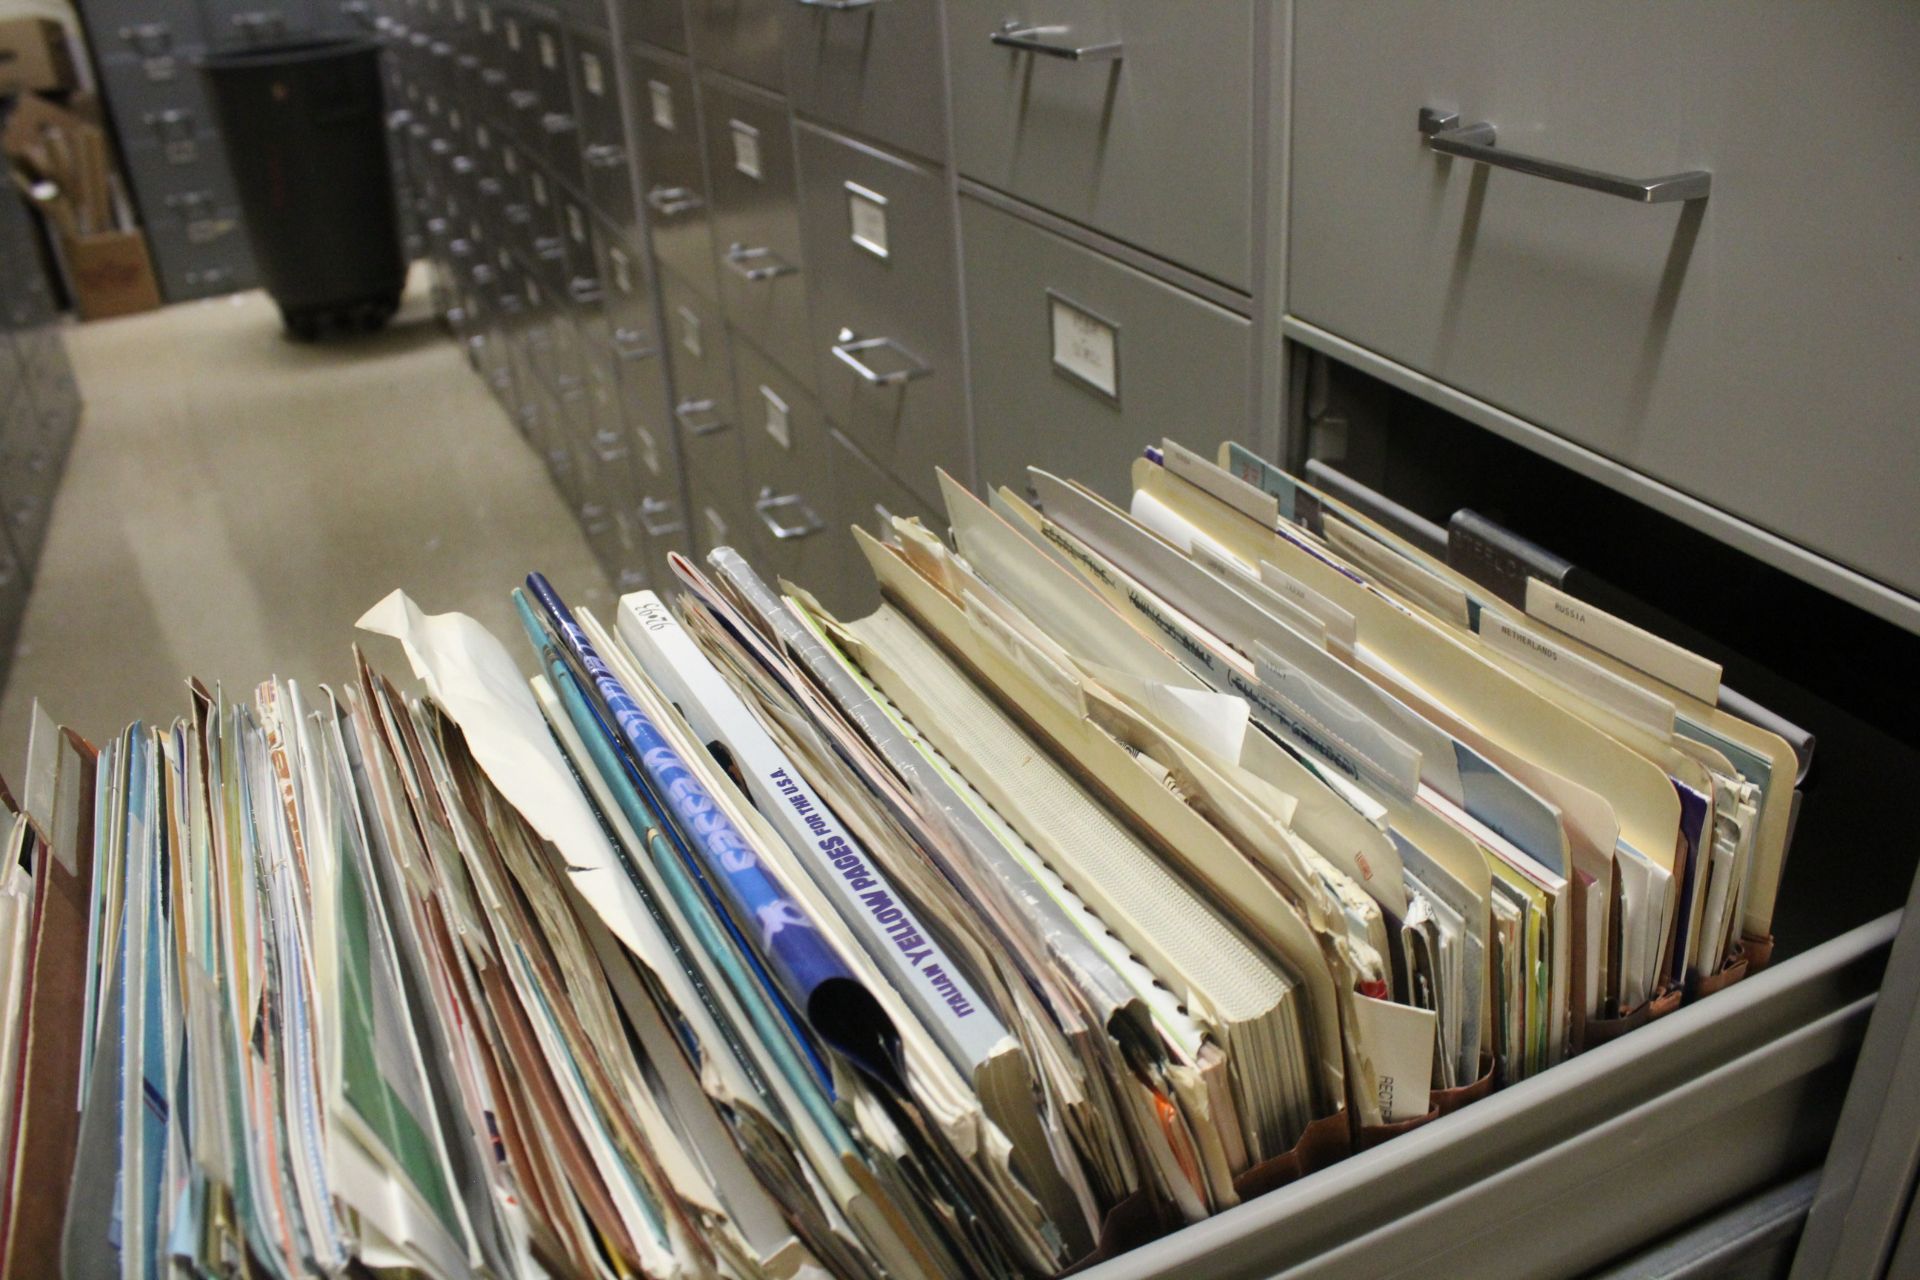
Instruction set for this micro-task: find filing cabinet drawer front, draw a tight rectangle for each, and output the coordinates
[615,341,679,489]
[1288,1,1920,599]
[146,210,255,294]
[781,0,946,165]
[961,195,1250,504]
[199,0,318,47]
[661,269,740,483]
[701,78,812,390]
[689,456,762,563]
[568,25,632,223]
[598,230,657,352]
[95,4,206,60]
[825,425,941,616]
[730,335,842,588]
[629,48,716,297]
[630,0,688,54]
[946,0,1254,290]
[96,49,213,128]
[795,123,965,507]
[685,0,783,93]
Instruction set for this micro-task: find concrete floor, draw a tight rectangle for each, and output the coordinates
[0,276,611,769]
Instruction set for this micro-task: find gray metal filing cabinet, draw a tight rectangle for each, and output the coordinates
[376,2,1920,1273]
[74,0,295,300]
[0,190,83,688]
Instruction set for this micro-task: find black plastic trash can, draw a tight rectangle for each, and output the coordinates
[201,38,405,340]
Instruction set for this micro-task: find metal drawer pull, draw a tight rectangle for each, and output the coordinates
[1418,107,1711,204]
[567,277,602,305]
[675,399,727,435]
[541,112,576,135]
[481,67,507,86]
[724,244,797,282]
[990,21,1122,61]
[795,0,879,9]
[613,327,656,359]
[583,143,626,169]
[755,489,823,541]
[831,333,931,386]
[646,185,702,216]
[639,495,684,536]
[508,89,539,110]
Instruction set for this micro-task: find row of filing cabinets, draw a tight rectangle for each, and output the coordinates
[0,192,83,686]
[75,0,367,301]
[376,0,1266,612]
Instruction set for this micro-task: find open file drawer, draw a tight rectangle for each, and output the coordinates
[1082,915,1893,1278]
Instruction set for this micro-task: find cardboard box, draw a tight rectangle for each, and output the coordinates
[60,229,162,320]
[0,18,77,96]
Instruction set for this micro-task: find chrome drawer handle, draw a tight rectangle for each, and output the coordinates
[639,495,684,536]
[755,489,823,541]
[795,0,879,9]
[508,89,539,110]
[830,333,931,386]
[990,21,1121,61]
[724,244,797,282]
[675,399,727,435]
[584,143,626,169]
[1417,107,1711,204]
[646,184,702,216]
[541,112,576,136]
[481,67,507,86]
[568,276,602,304]
[613,327,656,359]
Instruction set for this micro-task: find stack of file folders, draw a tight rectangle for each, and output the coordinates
[0,442,1805,1279]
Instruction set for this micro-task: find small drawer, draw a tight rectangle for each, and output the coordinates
[123,110,224,174]
[98,7,206,61]
[614,338,678,491]
[960,193,1251,503]
[782,0,945,165]
[700,76,812,391]
[795,122,964,508]
[197,0,319,48]
[628,47,715,299]
[731,333,841,589]
[145,208,255,290]
[659,269,738,485]
[689,458,761,564]
[1286,0,1920,600]
[685,0,783,94]
[945,0,1255,290]
[596,227,657,357]
[96,50,212,127]
[567,28,638,233]
[630,0,688,54]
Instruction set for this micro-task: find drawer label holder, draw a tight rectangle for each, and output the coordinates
[1048,290,1120,403]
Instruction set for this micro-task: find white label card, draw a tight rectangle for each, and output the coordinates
[846,182,888,259]
[678,306,701,357]
[530,172,547,205]
[730,120,762,180]
[567,204,586,243]
[478,3,492,32]
[582,51,603,96]
[504,17,520,50]
[648,80,674,130]
[1525,579,1722,703]
[538,31,557,69]
[1049,294,1118,401]
[610,247,632,295]
[762,386,790,448]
